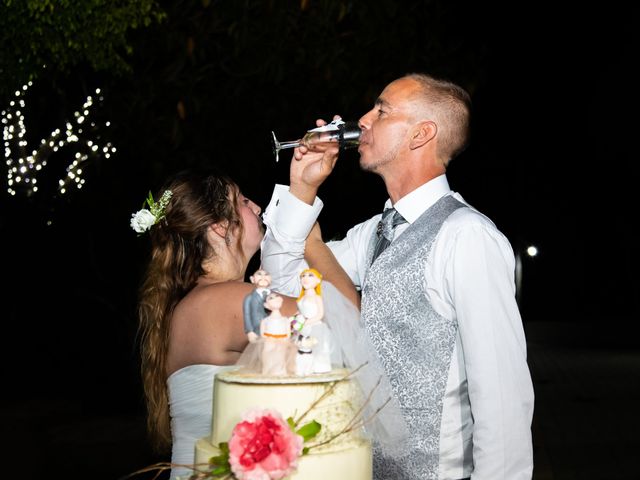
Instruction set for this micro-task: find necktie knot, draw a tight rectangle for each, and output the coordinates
[377,208,406,241]
[372,208,407,264]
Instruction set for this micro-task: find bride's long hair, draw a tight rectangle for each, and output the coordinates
[137,169,243,452]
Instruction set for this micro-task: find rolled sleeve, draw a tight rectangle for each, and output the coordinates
[262,184,324,240]
[260,184,323,296]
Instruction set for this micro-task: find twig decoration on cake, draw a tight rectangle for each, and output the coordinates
[292,360,368,426]
[303,367,391,452]
[119,461,217,479]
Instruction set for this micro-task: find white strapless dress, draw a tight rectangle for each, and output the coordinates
[167,364,231,479]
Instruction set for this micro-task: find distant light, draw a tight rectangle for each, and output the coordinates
[526,246,538,257]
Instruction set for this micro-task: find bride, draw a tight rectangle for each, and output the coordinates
[135,168,357,479]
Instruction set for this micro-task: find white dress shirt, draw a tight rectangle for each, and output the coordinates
[261,174,534,479]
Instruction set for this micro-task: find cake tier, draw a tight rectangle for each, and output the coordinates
[210,368,367,451]
[195,436,372,480]
[196,367,372,479]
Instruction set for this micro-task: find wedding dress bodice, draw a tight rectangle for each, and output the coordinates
[263,315,290,336]
[167,364,230,479]
[297,295,319,319]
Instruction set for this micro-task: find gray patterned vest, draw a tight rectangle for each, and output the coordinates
[361,195,466,480]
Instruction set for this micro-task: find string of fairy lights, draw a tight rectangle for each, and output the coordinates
[2,81,116,197]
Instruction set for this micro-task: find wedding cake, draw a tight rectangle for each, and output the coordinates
[194,368,372,479]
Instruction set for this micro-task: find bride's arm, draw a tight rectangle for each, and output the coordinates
[305,222,361,309]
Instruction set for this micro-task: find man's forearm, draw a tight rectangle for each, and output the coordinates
[260,185,323,296]
[305,236,360,309]
[289,182,318,206]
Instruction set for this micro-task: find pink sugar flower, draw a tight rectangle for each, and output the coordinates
[229,409,304,480]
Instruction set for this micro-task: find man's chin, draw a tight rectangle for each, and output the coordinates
[358,151,370,170]
[359,156,377,173]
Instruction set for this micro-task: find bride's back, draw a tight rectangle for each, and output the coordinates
[167,280,256,375]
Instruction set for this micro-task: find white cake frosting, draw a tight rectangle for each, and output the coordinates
[194,368,373,479]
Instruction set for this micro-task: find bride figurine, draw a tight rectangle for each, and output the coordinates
[294,268,332,375]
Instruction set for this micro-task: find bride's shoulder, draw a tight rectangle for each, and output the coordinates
[182,281,255,308]
[172,281,254,330]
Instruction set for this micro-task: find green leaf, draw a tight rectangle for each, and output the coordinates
[210,465,231,476]
[302,446,310,455]
[209,442,230,469]
[218,441,230,455]
[287,416,296,430]
[209,454,228,466]
[209,442,231,477]
[146,190,155,208]
[296,420,321,442]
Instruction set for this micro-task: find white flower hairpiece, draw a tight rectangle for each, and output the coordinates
[130,189,173,233]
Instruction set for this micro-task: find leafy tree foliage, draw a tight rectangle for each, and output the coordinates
[0,0,165,100]
[2,0,492,236]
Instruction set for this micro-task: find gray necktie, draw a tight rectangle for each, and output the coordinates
[371,207,407,265]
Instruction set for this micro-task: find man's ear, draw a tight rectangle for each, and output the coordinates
[409,121,437,150]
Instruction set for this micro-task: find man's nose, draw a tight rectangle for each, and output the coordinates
[358,109,374,130]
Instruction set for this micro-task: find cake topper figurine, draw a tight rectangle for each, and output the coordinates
[259,292,295,376]
[237,268,333,377]
[243,268,272,343]
[294,268,332,375]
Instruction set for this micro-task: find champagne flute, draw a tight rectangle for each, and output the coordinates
[271,119,361,162]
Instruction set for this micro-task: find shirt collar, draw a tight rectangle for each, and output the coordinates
[383,174,451,224]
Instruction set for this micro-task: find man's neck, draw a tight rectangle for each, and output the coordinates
[386,174,443,204]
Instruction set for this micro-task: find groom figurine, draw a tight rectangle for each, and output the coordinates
[243,268,272,343]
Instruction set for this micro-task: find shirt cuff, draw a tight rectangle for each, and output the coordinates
[263,184,324,239]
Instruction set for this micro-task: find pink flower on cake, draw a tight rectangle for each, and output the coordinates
[228,409,304,480]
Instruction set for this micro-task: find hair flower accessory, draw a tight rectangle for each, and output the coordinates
[130,189,173,233]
